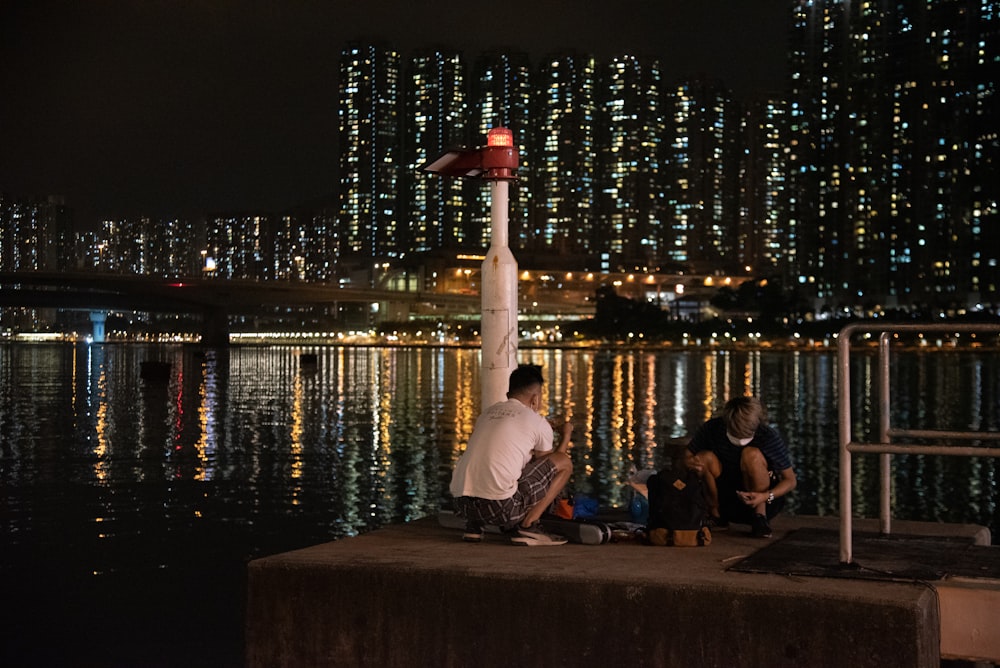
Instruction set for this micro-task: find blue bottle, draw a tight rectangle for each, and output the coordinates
[629,492,649,524]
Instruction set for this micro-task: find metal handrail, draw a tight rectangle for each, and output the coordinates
[837,321,1000,564]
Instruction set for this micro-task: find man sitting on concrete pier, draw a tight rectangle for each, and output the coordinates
[686,396,797,538]
[450,364,574,546]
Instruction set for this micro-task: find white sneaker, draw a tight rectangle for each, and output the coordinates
[510,522,567,546]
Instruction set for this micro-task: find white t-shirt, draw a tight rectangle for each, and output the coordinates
[449,398,554,500]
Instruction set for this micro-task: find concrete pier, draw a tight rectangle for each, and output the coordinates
[246,514,993,668]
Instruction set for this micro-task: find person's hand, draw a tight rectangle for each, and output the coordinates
[738,491,766,506]
[686,453,705,475]
[548,417,572,436]
[549,419,573,452]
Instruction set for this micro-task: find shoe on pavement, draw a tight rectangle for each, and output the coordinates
[510,521,567,546]
[462,521,484,543]
[751,513,772,538]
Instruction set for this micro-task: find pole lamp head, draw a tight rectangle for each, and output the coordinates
[482,127,518,181]
[420,127,518,181]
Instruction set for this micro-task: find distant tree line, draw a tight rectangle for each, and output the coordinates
[576,282,1000,344]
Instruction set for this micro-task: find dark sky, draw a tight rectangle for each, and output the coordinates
[0,0,791,230]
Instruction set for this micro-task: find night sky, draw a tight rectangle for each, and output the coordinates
[0,0,791,231]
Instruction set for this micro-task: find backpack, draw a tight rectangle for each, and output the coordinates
[645,467,712,547]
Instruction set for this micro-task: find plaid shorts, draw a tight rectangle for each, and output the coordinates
[453,457,558,531]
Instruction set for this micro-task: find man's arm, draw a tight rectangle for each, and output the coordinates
[772,466,797,499]
[739,466,797,509]
[536,420,573,457]
[554,421,573,453]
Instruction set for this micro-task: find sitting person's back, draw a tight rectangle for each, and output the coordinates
[449,364,574,546]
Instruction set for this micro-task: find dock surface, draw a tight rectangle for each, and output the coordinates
[246,514,995,668]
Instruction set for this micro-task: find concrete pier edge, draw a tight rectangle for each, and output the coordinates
[246,515,992,667]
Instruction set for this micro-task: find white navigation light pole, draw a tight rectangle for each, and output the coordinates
[421,127,520,408]
[479,127,519,408]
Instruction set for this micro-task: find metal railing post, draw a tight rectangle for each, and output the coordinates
[878,332,892,535]
[838,324,857,564]
[838,322,1000,565]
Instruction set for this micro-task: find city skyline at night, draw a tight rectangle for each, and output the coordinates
[2,1,998,316]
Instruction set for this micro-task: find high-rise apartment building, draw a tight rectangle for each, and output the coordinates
[405,49,470,254]
[741,98,791,278]
[147,217,201,277]
[305,206,340,282]
[103,217,151,275]
[664,79,743,273]
[597,54,668,271]
[0,194,71,272]
[205,213,270,280]
[338,43,403,262]
[533,54,598,260]
[0,194,70,331]
[787,0,998,311]
[970,0,1000,305]
[272,213,308,281]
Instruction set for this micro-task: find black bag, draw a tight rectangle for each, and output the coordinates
[645,468,712,547]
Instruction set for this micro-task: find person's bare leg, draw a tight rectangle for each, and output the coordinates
[740,447,770,515]
[520,452,572,527]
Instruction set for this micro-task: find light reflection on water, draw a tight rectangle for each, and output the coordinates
[6,346,1000,529]
[3,343,999,545]
[0,342,998,663]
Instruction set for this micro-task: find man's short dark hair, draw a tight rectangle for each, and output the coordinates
[508,364,544,395]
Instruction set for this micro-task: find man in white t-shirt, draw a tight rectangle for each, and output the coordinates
[450,364,573,546]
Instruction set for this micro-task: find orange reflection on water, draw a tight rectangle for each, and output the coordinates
[93,367,109,483]
[375,348,393,519]
[449,349,479,462]
[289,367,305,503]
[701,353,717,424]
[580,351,596,477]
[195,353,219,482]
[639,352,658,467]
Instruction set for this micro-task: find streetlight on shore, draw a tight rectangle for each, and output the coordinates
[422,127,519,407]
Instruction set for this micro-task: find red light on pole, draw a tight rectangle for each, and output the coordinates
[483,127,517,181]
[486,127,513,147]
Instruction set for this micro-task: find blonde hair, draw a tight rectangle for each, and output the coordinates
[723,396,766,439]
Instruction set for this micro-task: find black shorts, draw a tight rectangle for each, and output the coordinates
[718,472,785,525]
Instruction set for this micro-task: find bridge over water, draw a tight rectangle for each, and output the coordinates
[0,270,592,345]
[0,271,489,345]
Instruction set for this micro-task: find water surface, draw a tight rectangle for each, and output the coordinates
[2,342,997,666]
